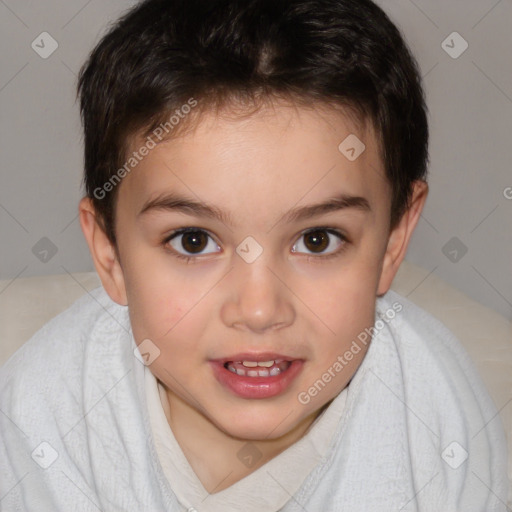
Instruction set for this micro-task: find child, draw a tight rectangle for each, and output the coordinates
[0,0,508,510]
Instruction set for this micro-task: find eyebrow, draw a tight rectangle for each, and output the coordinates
[138,191,371,225]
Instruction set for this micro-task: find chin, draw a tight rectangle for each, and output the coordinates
[213,409,300,442]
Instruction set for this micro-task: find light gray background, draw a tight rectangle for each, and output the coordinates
[1,0,511,319]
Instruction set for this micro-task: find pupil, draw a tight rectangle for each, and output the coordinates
[305,230,328,252]
[182,231,207,253]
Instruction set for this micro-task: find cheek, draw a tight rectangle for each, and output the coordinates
[128,288,208,381]
[119,247,196,339]
[300,263,377,331]
[302,277,376,403]
[125,272,195,344]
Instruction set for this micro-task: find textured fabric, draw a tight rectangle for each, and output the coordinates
[0,286,508,511]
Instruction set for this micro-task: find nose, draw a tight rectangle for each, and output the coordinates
[220,252,296,334]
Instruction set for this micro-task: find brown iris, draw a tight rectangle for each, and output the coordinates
[303,230,329,253]
[181,230,208,253]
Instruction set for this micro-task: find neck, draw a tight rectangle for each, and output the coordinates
[161,385,325,494]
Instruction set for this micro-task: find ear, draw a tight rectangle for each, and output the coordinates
[377,180,428,295]
[79,197,128,306]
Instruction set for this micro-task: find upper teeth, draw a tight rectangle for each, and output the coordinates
[225,359,292,377]
[241,360,275,367]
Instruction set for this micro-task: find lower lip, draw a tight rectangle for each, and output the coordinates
[209,360,304,399]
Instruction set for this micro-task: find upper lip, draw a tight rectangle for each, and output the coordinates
[211,352,300,364]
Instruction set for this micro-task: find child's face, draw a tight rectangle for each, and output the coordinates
[84,100,420,441]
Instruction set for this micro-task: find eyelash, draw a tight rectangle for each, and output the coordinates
[162,227,349,263]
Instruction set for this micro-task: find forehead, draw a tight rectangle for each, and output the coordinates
[118,100,390,226]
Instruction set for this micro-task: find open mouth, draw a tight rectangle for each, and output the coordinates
[223,359,292,377]
[211,357,304,399]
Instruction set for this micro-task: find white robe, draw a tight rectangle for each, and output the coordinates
[0,286,508,511]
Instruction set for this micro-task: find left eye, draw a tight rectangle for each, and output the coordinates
[291,229,345,255]
[167,229,220,256]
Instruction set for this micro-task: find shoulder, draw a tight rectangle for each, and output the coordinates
[376,289,477,370]
[0,286,129,411]
[374,289,504,436]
